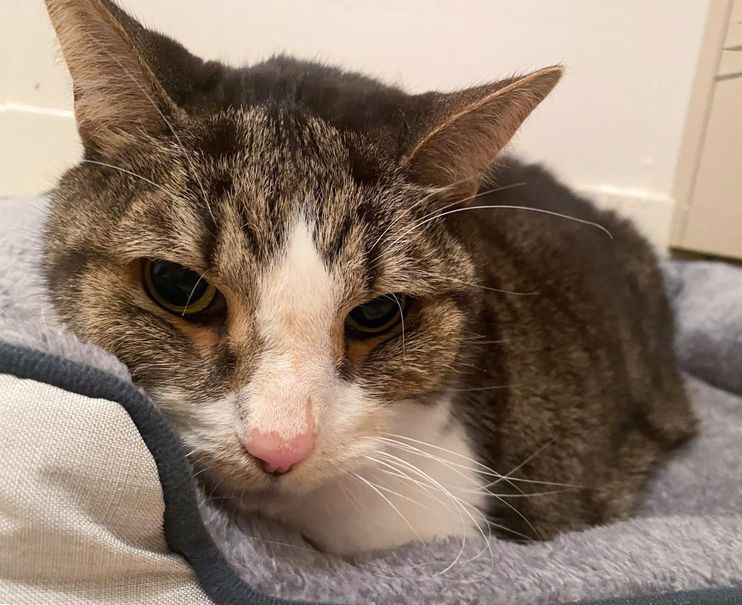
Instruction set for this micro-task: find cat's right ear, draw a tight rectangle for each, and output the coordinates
[45,0,188,156]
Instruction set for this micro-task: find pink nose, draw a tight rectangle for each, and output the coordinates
[242,430,315,475]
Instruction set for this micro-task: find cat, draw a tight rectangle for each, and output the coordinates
[42,0,696,555]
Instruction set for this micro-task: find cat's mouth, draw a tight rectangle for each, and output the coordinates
[198,465,333,518]
[195,439,379,507]
[195,449,325,498]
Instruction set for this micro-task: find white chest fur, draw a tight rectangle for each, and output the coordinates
[268,399,488,555]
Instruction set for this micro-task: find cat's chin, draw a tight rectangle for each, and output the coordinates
[222,461,485,558]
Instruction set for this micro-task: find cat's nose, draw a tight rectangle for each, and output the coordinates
[242,429,315,475]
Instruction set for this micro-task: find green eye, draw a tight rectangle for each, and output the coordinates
[143,259,220,317]
[346,294,409,337]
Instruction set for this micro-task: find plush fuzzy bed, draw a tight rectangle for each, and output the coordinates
[1,195,741,605]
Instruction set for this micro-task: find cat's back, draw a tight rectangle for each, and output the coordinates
[464,157,664,324]
[462,156,683,408]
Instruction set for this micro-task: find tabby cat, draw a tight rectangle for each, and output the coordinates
[42,0,696,555]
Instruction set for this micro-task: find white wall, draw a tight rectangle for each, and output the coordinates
[0,0,710,247]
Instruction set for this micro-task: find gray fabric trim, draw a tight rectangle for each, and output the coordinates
[1,340,740,605]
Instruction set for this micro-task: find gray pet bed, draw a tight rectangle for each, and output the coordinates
[1,195,741,605]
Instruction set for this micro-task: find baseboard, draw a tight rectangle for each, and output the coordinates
[0,105,80,197]
[577,185,676,253]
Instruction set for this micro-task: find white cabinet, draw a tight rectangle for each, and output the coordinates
[672,0,742,260]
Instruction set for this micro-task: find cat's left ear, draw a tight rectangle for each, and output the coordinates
[400,66,563,199]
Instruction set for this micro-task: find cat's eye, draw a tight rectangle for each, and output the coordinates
[345,294,410,337]
[143,259,222,318]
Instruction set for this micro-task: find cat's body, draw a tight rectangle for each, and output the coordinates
[453,159,694,538]
[42,0,696,555]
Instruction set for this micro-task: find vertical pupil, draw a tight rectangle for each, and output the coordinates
[151,262,206,307]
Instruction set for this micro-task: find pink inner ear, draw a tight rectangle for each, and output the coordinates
[241,429,315,475]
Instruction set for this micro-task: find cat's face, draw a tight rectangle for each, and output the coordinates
[43,0,559,504]
[47,107,477,497]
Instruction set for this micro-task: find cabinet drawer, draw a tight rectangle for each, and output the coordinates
[719,48,742,77]
[725,21,742,49]
[721,1,742,74]
[732,0,742,22]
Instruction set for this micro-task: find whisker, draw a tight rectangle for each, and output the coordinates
[181,271,208,316]
[470,337,528,345]
[414,203,614,242]
[381,432,504,477]
[367,172,514,256]
[191,466,211,480]
[376,182,526,259]
[481,487,576,498]
[357,471,434,511]
[371,438,528,522]
[383,196,612,261]
[416,269,539,297]
[365,456,455,511]
[111,58,217,224]
[446,384,520,392]
[351,472,428,547]
[81,159,177,198]
[368,186,442,252]
[482,518,539,542]
[370,437,493,490]
[391,293,407,364]
[364,455,472,573]
[486,438,556,489]
[206,476,227,499]
[456,362,490,374]
[373,450,495,573]
[381,432,581,489]
[240,532,325,556]
[337,471,365,513]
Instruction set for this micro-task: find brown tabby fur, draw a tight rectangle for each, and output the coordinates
[43,0,696,548]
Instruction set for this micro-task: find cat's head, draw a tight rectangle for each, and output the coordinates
[43,0,560,500]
